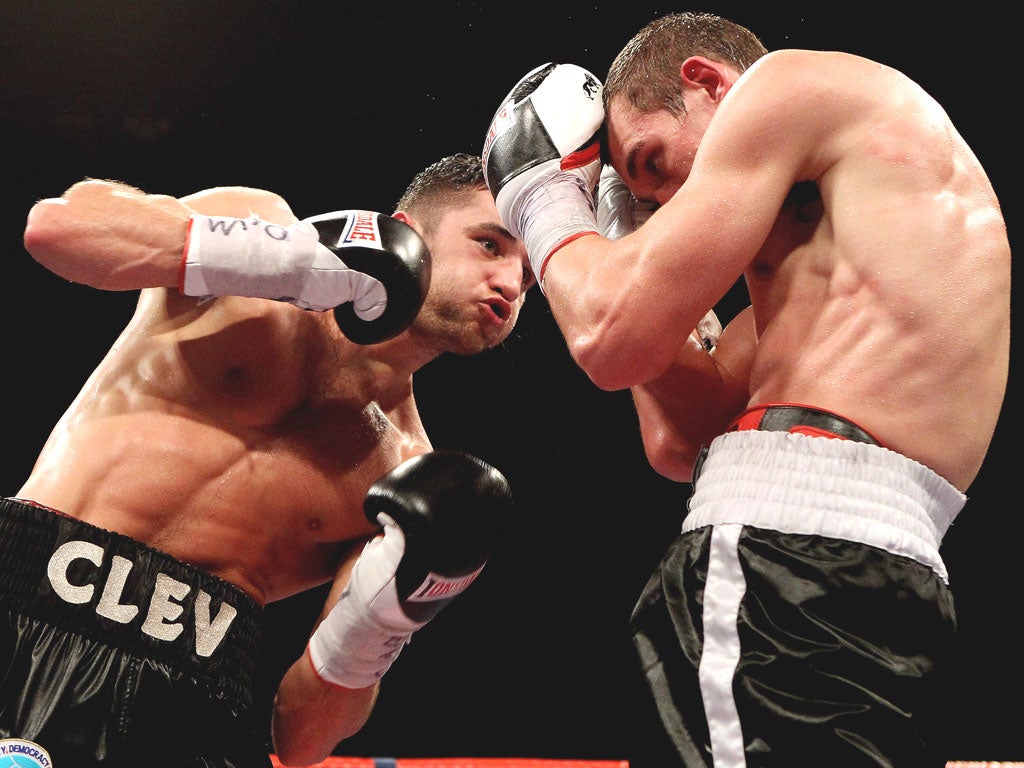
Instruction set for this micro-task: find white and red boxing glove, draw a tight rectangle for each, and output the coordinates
[482,63,604,288]
[307,451,512,689]
[596,165,722,350]
[596,164,659,240]
[181,210,430,344]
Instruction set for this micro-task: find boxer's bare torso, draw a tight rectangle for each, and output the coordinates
[595,50,1010,490]
[19,185,436,605]
[18,287,428,605]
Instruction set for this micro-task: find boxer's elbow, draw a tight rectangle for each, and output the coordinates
[643,433,698,483]
[23,197,72,270]
[569,329,670,392]
[273,739,330,768]
[636,407,702,482]
[272,707,336,768]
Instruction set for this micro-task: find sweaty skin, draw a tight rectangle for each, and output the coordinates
[20,179,529,765]
[541,49,1009,491]
[21,182,527,604]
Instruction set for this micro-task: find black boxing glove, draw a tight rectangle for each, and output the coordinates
[304,210,430,344]
[181,209,430,344]
[307,451,512,689]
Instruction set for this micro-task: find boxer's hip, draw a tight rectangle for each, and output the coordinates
[686,407,966,582]
[0,497,264,705]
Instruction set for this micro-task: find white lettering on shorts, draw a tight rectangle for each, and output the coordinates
[45,539,237,657]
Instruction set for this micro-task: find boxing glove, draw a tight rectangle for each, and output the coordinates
[304,210,431,344]
[597,166,722,350]
[181,210,430,344]
[307,451,513,689]
[596,164,658,240]
[482,62,604,287]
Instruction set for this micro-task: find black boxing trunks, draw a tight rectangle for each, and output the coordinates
[0,498,271,768]
[631,405,967,768]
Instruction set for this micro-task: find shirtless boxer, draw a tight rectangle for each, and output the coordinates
[481,12,1010,767]
[4,153,529,767]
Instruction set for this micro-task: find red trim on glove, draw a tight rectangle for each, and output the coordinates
[179,217,196,293]
[560,142,601,171]
[540,230,599,283]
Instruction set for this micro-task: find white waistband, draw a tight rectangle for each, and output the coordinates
[684,430,966,583]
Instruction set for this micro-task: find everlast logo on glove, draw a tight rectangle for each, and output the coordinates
[45,539,237,658]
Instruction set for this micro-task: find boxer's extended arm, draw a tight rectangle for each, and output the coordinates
[24,180,429,343]
[182,209,430,343]
[23,181,305,290]
[272,451,513,766]
[23,178,202,289]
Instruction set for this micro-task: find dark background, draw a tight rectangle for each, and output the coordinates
[1,2,1018,765]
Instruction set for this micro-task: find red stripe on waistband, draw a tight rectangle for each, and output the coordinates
[729,403,882,445]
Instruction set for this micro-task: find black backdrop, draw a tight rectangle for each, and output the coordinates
[1,3,1018,765]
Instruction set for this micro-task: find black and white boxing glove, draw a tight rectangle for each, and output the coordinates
[596,165,721,350]
[482,62,604,288]
[180,209,430,344]
[307,451,513,689]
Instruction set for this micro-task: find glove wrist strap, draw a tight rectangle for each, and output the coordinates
[307,524,426,689]
[307,583,420,689]
[514,170,599,287]
[180,214,328,307]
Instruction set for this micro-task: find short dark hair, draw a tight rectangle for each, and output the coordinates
[604,12,768,118]
[394,153,487,235]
